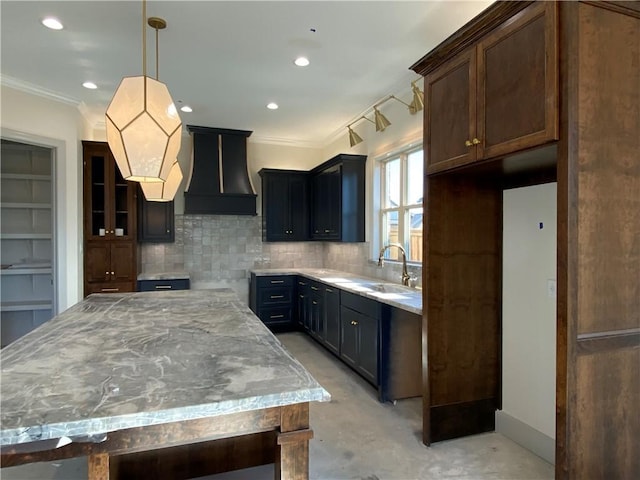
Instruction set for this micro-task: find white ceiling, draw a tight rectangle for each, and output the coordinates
[1,1,493,147]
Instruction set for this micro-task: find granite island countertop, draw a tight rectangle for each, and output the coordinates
[251,268,422,315]
[0,289,330,446]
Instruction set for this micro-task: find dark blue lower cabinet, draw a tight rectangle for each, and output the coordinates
[137,278,190,291]
[323,286,341,355]
[340,302,379,387]
[249,274,296,331]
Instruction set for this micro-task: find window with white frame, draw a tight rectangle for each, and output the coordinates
[378,147,423,263]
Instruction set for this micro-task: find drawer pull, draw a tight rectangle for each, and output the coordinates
[351,320,358,326]
[311,286,319,291]
[298,282,307,286]
[326,288,333,292]
[312,301,318,305]
[270,280,285,284]
[101,288,119,292]
[155,285,172,289]
[270,314,285,319]
[270,295,284,299]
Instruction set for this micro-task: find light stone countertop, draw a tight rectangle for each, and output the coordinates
[137,271,191,281]
[0,289,330,446]
[251,268,422,315]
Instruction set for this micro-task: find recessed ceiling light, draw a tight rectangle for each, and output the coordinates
[42,17,63,30]
[294,57,310,67]
[82,82,97,90]
[180,105,193,113]
[267,102,279,110]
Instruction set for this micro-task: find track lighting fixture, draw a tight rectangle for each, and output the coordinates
[345,78,424,148]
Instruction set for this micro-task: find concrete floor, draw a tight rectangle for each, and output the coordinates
[2,332,554,480]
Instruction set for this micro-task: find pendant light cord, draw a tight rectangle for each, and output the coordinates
[142,0,147,77]
[155,25,159,80]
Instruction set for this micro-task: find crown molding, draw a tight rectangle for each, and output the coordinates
[0,74,80,107]
[248,134,323,149]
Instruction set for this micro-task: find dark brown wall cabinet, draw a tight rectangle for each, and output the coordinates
[411,1,639,478]
[425,1,558,174]
[82,141,137,296]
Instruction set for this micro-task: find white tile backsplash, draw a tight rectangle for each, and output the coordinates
[140,215,422,302]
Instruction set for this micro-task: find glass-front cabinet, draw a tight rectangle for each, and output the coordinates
[82,141,137,296]
[83,141,135,240]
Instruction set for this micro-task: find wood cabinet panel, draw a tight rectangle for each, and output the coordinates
[426,48,476,173]
[477,1,558,159]
[424,1,558,174]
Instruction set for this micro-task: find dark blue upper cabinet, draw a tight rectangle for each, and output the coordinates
[259,169,309,242]
[260,154,366,243]
[310,154,366,243]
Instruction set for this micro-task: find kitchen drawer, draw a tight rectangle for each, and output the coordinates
[86,282,135,295]
[256,275,295,289]
[341,291,381,320]
[258,305,293,327]
[258,286,293,305]
[137,278,190,292]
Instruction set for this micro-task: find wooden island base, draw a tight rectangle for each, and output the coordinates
[1,403,312,480]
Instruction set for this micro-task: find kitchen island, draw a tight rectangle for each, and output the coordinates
[0,289,330,479]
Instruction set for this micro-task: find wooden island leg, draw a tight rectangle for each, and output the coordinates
[275,403,314,480]
[88,452,110,480]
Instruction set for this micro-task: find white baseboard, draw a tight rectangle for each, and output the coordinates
[495,410,555,465]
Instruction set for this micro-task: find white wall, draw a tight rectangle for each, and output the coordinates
[1,86,85,311]
[500,182,557,462]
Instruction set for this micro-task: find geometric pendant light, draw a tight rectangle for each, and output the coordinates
[140,160,183,201]
[105,0,181,184]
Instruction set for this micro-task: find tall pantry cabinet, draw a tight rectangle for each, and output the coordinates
[411,1,639,478]
[82,141,137,296]
[0,139,55,347]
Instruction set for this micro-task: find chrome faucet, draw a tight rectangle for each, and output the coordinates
[377,243,410,286]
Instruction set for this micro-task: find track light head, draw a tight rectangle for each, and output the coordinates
[373,107,391,132]
[348,126,364,147]
[411,81,424,112]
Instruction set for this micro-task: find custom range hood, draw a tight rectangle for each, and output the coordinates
[184,125,257,215]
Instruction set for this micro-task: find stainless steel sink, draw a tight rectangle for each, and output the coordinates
[369,283,413,294]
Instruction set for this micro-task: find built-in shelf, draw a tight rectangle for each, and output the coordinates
[1,268,52,276]
[1,173,51,181]
[1,138,55,347]
[1,202,52,209]
[0,233,52,240]
[1,300,53,312]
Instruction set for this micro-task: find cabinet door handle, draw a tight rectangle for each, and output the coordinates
[270,280,285,284]
[312,301,318,305]
[111,271,115,275]
[325,229,330,233]
[155,285,172,289]
[465,140,472,147]
[351,320,358,326]
[472,138,481,145]
[270,295,284,299]
[101,288,119,292]
[270,314,285,319]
